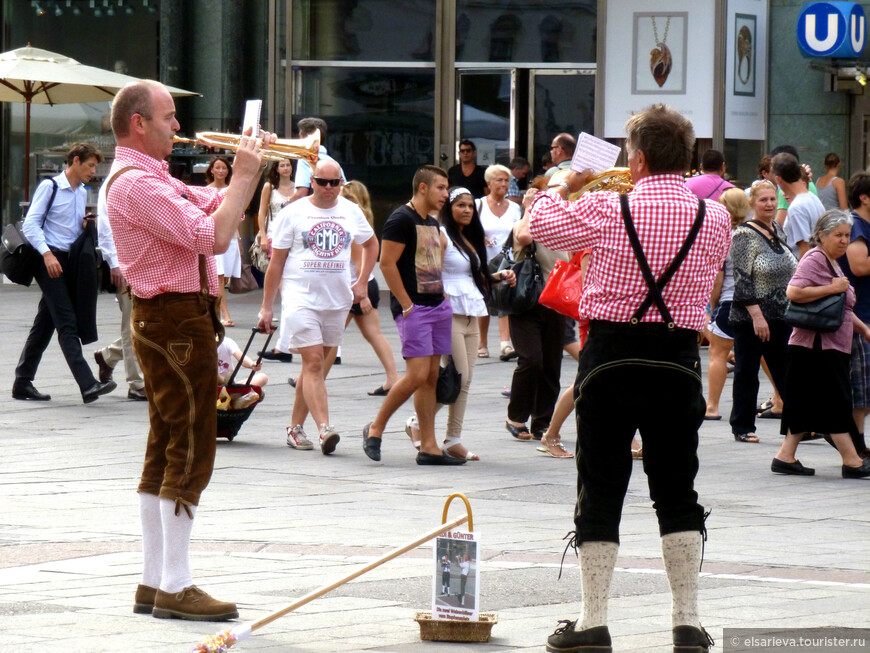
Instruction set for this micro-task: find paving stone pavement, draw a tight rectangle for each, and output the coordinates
[1,283,869,652]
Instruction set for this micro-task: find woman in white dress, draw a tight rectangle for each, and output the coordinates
[206,156,240,326]
[477,164,522,361]
[256,158,296,360]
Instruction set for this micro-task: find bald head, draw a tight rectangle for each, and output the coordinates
[309,158,343,208]
[111,80,165,139]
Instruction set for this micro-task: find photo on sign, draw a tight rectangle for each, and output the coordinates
[733,14,756,97]
[631,12,688,95]
[433,534,479,621]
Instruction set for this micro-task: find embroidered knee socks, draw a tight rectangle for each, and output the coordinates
[578,541,618,629]
[662,530,702,628]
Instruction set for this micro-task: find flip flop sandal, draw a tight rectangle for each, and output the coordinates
[536,440,574,458]
[757,407,783,419]
[446,445,480,461]
[734,433,760,443]
[367,385,389,396]
[477,346,490,358]
[757,399,774,413]
[631,447,643,460]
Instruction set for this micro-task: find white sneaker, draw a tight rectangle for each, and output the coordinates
[319,424,340,455]
[286,425,314,450]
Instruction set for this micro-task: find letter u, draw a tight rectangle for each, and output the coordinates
[852,14,865,53]
[806,13,839,51]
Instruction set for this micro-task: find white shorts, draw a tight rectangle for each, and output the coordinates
[286,307,347,349]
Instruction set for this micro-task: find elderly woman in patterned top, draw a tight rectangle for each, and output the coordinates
[729,180,797,443]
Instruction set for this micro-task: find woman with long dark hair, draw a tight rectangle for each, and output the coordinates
[205,156,239,326]
[406,187,515,459]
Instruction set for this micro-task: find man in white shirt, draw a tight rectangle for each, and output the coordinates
[258,159,377,454]
[93,180,146,400]
[14,143,116,403]
[775,152,825,259]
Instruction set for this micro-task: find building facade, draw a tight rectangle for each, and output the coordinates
[1,0,867,229]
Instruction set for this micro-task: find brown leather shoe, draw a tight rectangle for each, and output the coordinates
[152,585,239,621]
[133,584,157,614]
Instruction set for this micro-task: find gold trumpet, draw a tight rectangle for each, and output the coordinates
[547,167,633,200]
[173,129,320,164]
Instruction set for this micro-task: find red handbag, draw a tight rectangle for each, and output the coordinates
[538,251,587,321]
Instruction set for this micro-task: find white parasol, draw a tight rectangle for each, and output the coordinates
[0,44,198,199]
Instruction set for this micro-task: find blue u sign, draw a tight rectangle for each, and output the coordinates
[797,1,866,58]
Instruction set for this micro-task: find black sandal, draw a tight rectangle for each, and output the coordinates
[505,421,533,441]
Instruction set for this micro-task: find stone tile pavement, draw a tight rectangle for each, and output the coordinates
[1,283,869,652]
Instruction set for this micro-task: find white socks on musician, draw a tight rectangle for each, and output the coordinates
[139,492,163,589]
[662,530,702,628]
[578,541,618,630]
[159,497,197,593]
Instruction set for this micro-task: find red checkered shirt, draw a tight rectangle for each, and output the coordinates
[529,174,732,331]
[106,146,226,299]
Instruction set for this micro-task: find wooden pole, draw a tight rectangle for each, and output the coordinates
[250,513,469,632]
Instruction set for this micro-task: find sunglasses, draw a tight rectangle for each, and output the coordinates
[458,148,474,153]
[312,177,342,187]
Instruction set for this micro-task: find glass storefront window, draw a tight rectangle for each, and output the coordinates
[456,0,596,64]
[291,0,436,62]
[2,1,158,220]
[724,139,766,190]
[292,67,436,228]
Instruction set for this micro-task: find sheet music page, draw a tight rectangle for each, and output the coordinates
[571,132,621,174]
[242,99,262,138]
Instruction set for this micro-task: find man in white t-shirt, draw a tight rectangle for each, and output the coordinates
[775,152,825,259]
[258,160,378,454]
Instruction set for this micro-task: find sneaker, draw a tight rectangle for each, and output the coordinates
[319,425,340,455]
[152,585,238,621]
[546,620,612,653]
[286,425,314,450]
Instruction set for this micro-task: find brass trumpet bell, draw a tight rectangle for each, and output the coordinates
[174,129,320,164]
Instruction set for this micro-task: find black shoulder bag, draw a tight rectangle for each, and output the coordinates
[783,252,847,332]
[0,179,58,286]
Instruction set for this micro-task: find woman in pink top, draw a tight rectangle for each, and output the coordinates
[774,209,870,478]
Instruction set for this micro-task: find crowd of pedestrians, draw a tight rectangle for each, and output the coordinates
[12,86,870,653]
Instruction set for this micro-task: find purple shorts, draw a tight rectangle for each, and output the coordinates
[395,300,452,359]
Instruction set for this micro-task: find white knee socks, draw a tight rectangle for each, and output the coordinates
[139,492,163,589]
[159,498,197,593]
[662,531,702,628]
[578,541,619,629]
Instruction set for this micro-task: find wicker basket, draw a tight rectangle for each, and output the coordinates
[414,611,498,643]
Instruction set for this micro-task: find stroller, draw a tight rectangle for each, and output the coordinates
[216,328,272,441]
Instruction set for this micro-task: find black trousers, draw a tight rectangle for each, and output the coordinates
[574,321,706,544]
[15,250,97,391]
[729,320,790,436]
[507,303,565,433]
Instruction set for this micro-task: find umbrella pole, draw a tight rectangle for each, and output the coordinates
[24,100,31,202]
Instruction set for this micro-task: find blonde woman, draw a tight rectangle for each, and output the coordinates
[477,164,522,360]
[341,180,400,395]
[704,188,749,419]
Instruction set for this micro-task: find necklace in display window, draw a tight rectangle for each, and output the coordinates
[650,15,673,88]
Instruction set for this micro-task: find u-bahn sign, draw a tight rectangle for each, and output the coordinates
[797,1,866,58]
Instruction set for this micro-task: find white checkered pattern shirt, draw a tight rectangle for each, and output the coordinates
[529,174,732,331]
[106,147,226,299]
